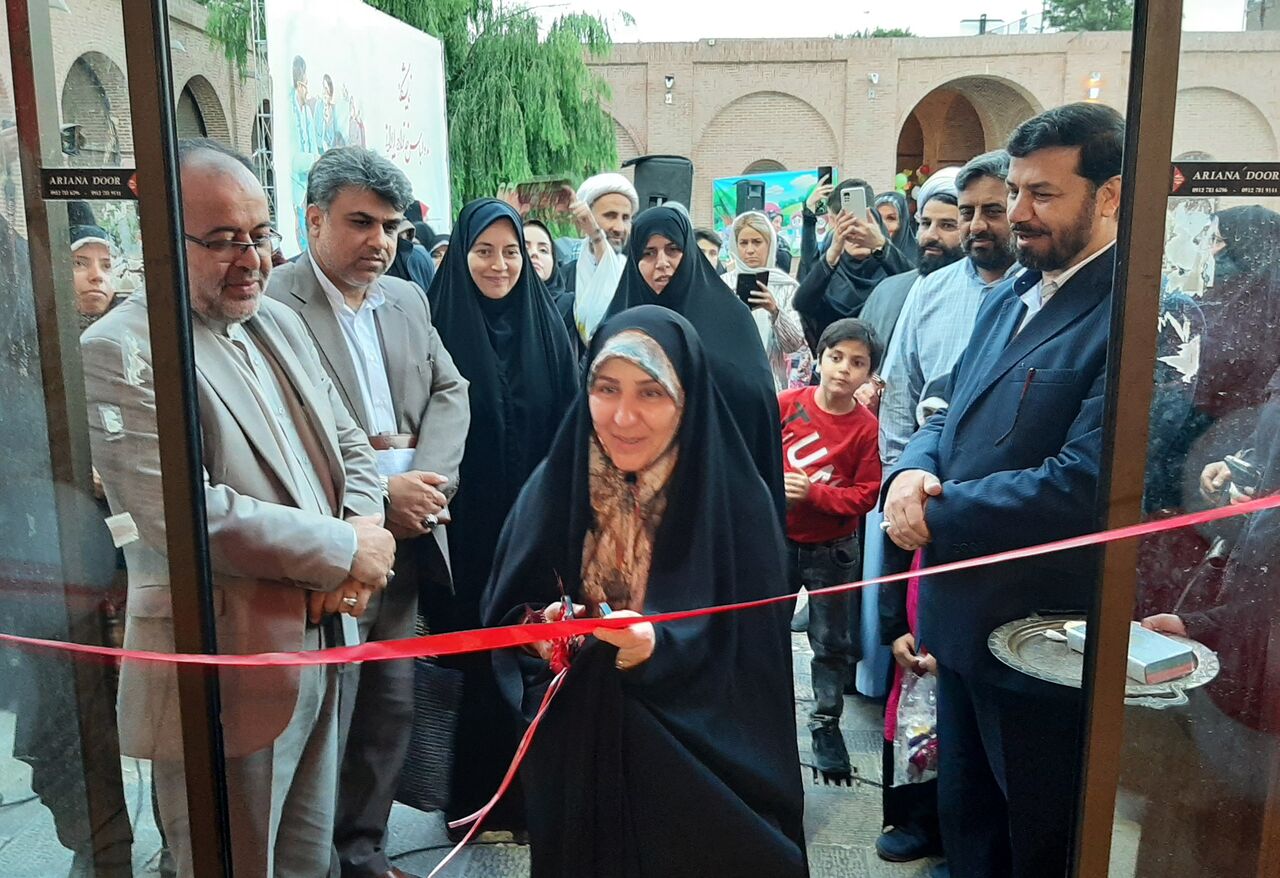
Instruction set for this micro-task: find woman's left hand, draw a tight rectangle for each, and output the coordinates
[747,282,779,316]
[594,610,656,670]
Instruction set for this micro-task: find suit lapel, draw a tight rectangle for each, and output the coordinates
[246,312,347,509]
[373,282,410,433]
[192,318,303,508]
[290,253,371,433]
[961,252,1114,412]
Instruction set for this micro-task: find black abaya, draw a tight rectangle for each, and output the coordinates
[481,307,807,878]
[603,206,785,520]
[425,198,578,822]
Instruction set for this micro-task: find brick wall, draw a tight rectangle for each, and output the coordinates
[589,32,1280,225]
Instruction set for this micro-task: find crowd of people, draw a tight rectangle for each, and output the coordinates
[3,90,1278,878]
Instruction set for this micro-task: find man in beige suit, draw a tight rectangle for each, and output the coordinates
[81,139,396,878]
[268,146,469,878]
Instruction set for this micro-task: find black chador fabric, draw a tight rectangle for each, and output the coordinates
[603,206,785,520]
[481,307,807,878]
[794,207,911,347]
[526,219,579,352]
[425,198,578,821]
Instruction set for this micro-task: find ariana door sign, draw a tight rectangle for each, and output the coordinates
[1170,162,1280,197]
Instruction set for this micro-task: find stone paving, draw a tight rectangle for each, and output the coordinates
[0,632,941,877]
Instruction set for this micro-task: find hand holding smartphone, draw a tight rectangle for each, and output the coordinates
[735,270,772,308]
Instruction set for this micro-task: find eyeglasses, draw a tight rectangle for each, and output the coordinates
[184,230,282,259]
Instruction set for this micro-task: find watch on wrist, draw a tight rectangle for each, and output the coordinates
[379,475,391,510]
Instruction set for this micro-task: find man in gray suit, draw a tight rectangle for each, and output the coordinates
[268,146,469,878]
[81,139,397,877]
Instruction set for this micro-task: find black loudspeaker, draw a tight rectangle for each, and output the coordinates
[623,154,694,212]
[735,179,765,214]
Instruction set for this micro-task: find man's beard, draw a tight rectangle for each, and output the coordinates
[609,234,627,254]
[916,242,964,276]
[964,232,1017,274]
[1013,195,1096,272]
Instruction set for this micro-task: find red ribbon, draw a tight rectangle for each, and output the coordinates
[2,493,1278,666]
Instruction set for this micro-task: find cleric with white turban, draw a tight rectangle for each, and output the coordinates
[571,172,640,345]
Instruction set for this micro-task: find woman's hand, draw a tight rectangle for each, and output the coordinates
[594,609,656,670]
[806,176,834,213]
[826,211,858,267]
[748,282,779,316]
[1199,460,1232,501]
[1142,613,1188,638]
[847,209,887,253]
[526,600,586,662]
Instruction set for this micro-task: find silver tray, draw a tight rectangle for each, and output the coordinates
[988,615,1220,710]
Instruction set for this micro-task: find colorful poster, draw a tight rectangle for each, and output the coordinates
[265,0,451,255]
[711,169,833,258]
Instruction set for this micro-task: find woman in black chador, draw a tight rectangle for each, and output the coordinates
[481,306,808,878]
[426,197,578,824]
[603,205,786,520]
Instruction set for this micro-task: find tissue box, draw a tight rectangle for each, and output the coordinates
[1062,621,1195,685]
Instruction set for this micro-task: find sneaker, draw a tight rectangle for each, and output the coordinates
[810,725,851,779]
[875,825,942,863]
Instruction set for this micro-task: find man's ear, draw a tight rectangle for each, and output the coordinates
[305,204,322,237]
[1098,176,1122,219]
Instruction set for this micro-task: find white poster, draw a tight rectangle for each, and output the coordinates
[265,0,451,255]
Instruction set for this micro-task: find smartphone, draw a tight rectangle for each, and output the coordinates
[735,270,771,307]
[840,185,868,219]
[516,176,573,212]
[817,165,834,184]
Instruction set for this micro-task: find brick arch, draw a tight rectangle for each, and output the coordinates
[60,51,132,165]
[178,75,232,144]
[1172,86,1278,162]
[897,74,1044,172]
[613,116,642,165]
[744,159,786,173]
[692,91,838,225]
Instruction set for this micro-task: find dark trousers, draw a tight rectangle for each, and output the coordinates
[787,534,861,730]
[334,563,421,878]
[935,663,1083,878]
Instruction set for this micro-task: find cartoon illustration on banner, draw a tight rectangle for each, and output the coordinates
[265,0,451,255]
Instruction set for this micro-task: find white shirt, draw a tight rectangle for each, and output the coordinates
[1017,240,1116,333]
[312,258,398,436]
[573,240,627,345]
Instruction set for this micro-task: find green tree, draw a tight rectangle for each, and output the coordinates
[1044,0,1134,31]
[834,27,916,38]
[204,0,620,212]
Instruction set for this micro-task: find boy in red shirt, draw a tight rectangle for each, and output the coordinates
[780,317,882,781]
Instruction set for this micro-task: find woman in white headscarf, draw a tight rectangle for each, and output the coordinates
[722,211,811,390]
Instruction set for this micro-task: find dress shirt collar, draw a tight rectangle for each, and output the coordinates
[311,254,386,315]
[963,256,1022,289]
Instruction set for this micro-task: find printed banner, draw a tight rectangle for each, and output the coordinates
[711,169,832,259]
[265,0,451,255]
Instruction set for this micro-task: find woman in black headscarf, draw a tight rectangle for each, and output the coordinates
[875,190,919,266]
[426,197,578,823]
[525,218,578,353]
[481,306,808,877]
[1192,205,1280,448]
[794,181,912,348]
[603,205,785,518]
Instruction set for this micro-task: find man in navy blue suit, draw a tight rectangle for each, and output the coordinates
[883,102,1126,878]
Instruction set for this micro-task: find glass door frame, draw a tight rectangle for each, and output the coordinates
[6,0,234,872]
[6,0,1251,875]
